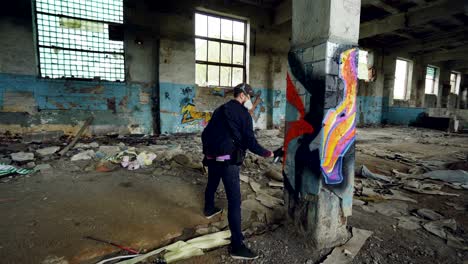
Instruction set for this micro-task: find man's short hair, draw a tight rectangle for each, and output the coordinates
[233,83,254,98]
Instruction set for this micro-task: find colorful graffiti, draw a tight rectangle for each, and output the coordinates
[283,73,315,169]
[181,103,212,125]
[179,87,212,126]
[320,48,358,184]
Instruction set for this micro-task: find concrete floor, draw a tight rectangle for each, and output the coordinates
[0,166,211,264]
[0,127,467,264]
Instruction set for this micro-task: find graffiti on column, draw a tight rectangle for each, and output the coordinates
[283,72,315,168]
[283,47,358,193]
[320,48,358,184]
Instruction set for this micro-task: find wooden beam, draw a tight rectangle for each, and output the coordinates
[362,0,399,14]
[360,0,465,39]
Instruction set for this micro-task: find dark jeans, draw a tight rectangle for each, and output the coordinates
[204,161,244,249]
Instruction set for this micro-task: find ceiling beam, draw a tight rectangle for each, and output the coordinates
[362,0,399,14]
[360,0,465,39]
[421,46,468,63]
[389,28,468,53]
[274,0,291,25]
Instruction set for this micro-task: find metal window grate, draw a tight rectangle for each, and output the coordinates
[33,0,124,81]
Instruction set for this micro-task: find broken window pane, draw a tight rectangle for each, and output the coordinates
[195,39,207,61]
[220,43,232,64]
[233,21,245,42]
[232,67,243,86]
[221,19,233,41]
[208,65,220,86]
[208,41,220,62]
[220,67,232,87]
[208,16,221,39]
[196,63,207,86]
[195,13,207,37]
[233,44,244,65]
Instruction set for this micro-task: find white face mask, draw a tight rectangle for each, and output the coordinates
[243,99,253,110]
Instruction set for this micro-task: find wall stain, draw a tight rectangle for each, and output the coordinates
[107,98,116,113]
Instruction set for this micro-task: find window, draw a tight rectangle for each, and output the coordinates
[450,72,461,94]
[33,0,124,81]
[393,59,410,100]
[195,13,247,87]
[425,66,438,95]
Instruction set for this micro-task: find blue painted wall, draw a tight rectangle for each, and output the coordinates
[356,96,384,125]
[0,73,153,134]
[159,82,287,134]
[384,106,426,125]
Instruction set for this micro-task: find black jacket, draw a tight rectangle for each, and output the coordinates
[202,100,270,157]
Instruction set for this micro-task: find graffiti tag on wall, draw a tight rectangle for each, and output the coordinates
[179,87,212,126]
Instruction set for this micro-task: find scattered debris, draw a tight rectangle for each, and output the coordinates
[35,164,52,171]
[419,170,468,186]
[118,230,231,264]
[255,193,284,209]
[240,174,249,183]
[36,146,60,156]
[395,216,425,230]
[415,208,444,221]
[98,146,122,157]
[84,236,139,254]
[403,186,459,196]
[58,116,94,156]
[422,219,457,240]
[268,181,284,188]
[445,202,465,211]
[357,165,393,183]
[321,228,373,264]
[10,152,35,162]
[249,180,262,194]
[264,169,283,181]
[361,201,409,217]
[0,164,35,177]
[70,150,95,161]
[74,142,100,149]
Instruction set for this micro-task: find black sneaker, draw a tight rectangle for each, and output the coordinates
[230,244,259,260]
[204,207,223,219]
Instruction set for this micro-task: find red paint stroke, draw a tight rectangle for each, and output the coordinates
[283,73,314,168]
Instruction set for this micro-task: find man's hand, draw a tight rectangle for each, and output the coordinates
[267,151,274,158]
[273,147,284,163]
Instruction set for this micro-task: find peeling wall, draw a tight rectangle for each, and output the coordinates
[0,0,157,135]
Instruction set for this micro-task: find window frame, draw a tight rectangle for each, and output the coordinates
[425,65,439,95]
[32,0,125,82]
[450,71,461,94]
[194,11,248,88]
[393,58,412,101]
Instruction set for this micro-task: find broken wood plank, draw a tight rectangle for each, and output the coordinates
[59,116,94,156]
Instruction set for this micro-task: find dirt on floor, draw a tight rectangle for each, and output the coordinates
[0,126,467,264]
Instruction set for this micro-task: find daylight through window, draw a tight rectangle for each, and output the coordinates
[393,59,409,100]
[195,13,247,87]
[34,0,124,81]
[425,66,438,95]
[450,72,461,94]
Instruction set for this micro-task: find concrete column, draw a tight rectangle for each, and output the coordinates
[283,0,360,249]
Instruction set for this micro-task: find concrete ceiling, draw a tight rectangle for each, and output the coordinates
[273,0,468,71]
